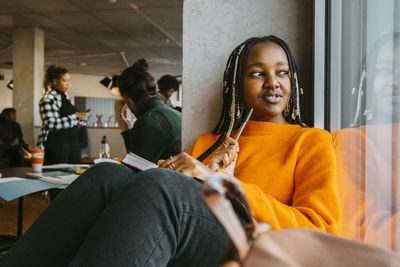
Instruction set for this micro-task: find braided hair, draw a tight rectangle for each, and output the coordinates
[351,32,400,127]
[197,35,306,162]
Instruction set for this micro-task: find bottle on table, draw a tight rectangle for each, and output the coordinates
[99,135,110,159]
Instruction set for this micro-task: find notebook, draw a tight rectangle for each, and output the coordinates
[121,152,158,171]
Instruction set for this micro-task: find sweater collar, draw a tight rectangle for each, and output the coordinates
[136,96,165,117]
[238,120,301,136]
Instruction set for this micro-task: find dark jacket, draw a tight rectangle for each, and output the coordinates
[0,120,26,146]
[121,97,181,163]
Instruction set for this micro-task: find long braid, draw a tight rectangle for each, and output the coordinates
[197,35,307,162]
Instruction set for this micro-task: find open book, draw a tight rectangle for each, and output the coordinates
[122,152,158,171]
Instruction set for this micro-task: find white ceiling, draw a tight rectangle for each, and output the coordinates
[0,0,182,78]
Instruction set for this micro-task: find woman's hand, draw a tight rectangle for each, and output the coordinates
[158,152,214,181]
[115,100,129,131]
[76,112,89,121]
[208,137,239,175]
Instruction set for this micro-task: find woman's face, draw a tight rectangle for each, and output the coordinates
[6,111,16,122]
[242,42,291,123]
[52,73,70,93]
[372,39,400,122]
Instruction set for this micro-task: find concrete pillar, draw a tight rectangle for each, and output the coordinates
[182,0,313,150]
[13,27,44,147]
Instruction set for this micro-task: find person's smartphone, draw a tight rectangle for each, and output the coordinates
[85,108,91,112]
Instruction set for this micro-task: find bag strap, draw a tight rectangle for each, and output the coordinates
[202,172,254,261]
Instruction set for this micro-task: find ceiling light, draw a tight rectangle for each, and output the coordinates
[7,79,14,90]
[99,75,120,96]
[100,77,112,88]
[110,75,120,96]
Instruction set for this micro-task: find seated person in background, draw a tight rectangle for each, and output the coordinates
[115,59,182,163]
[0,108,30,167]
[1,36,339,267]
[157,74,179,107]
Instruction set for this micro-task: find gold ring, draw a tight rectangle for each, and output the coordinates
[168,161,175,170]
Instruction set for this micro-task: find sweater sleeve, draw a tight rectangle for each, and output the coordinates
[39,94,79,131]
[121,115,167,163]
[333,128,399,250]
[239,130,340,234]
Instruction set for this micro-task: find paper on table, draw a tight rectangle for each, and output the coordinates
[0,177,66,201]
[40,174,78,185]
[25,171,79,185]
[42,164,90,170]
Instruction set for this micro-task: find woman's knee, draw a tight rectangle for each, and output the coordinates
[135,168,187,186]
[127,168,202,198]
[76,162,136,188]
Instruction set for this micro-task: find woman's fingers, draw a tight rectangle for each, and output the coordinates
[158,153,180,169]
[159,152,213,179]
[209,137,239,170]
[209,152,230,170]
[224,137,239,151]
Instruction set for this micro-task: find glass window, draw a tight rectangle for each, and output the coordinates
[328,0,400,253]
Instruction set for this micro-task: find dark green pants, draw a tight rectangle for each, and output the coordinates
[1,163,230,267]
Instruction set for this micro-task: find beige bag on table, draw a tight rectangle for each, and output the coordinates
[202,172,400,267]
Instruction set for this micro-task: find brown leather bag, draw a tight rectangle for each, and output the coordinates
[202,172,400,267]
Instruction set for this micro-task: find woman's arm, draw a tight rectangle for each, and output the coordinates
[239,131,340,234]
[39,94,79,131]
[187,131,340,234]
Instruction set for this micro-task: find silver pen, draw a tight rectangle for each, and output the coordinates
[234,108,253,141]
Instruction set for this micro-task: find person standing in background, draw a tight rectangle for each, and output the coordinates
[37,65,89,165]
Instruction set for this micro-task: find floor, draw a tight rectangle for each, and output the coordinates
[0,193,48,236]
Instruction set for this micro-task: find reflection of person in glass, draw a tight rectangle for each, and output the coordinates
[334,32,400,253]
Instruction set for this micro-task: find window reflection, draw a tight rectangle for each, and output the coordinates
[334,33,400,253]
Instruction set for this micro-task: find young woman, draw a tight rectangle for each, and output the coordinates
[1,36,339,267]
[37,65,89,165]
[114,59,182,163]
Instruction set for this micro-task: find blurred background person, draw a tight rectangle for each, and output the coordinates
[0,107,30,167]
[115,59,181,163]
[37,65,89,165]
[157,74,179,108]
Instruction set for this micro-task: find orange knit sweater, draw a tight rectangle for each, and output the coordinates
[333,124,400,253]
[188,121,340,234]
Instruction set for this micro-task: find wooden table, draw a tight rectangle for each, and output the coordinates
[1,167,40,237]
